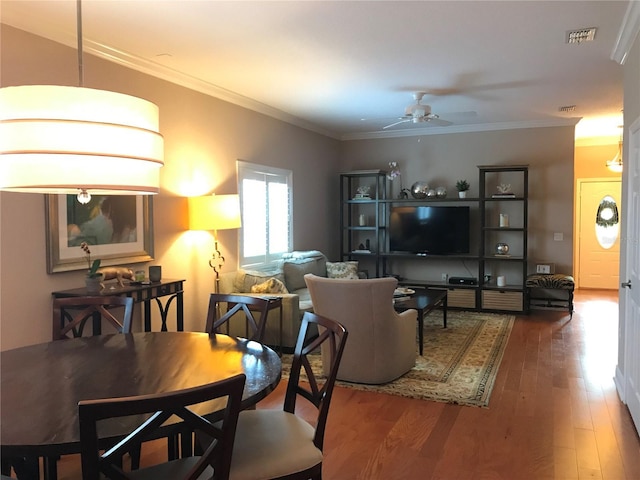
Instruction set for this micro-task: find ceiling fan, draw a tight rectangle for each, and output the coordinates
[383,92,453,130]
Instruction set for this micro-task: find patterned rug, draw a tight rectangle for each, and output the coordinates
[282,310,514,408]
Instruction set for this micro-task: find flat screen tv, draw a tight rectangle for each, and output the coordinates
[389,205,470,255]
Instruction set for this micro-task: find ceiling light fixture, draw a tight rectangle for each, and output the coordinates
[0,0,164,203]
[606,140,623,173]
[606,124,623,173]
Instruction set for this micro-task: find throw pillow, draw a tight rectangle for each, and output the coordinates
[250,278,289,294]
[326,261,359,280]
[283,258,326,291]
[234,269,286,293]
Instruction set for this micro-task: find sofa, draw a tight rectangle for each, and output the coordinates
[219,251,361,349]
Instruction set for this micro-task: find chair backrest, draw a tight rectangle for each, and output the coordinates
[304,273,406,345]
[52,296,134,340]
[78,373,246,480]
[285,311,348,451]
[205,293,271,342]
[304,273,416,385]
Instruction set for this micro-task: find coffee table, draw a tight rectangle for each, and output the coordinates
[393,288,448,355]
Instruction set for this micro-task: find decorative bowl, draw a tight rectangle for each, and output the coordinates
[436,187,447,198]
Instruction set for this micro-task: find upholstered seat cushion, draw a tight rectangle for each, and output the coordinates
[293,288,313,312]
[228,410,323,480]
[526,274,575,290]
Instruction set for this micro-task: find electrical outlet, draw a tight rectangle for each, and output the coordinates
[535,263,555,274]
[553,232,564,241]
[441,273,449,281]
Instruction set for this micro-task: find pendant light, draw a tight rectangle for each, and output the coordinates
[0,0,164,203]
[606,125,623,173]
[606,141,623,173]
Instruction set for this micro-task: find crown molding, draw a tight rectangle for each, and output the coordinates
[81,39,341,140]
[7,24,590,143]
[611,0,640,64]
[78,38,583,143]
[340,118,581,141]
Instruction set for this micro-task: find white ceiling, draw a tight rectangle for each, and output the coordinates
[0,0,630,141]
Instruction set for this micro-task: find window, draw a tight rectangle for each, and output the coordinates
[595,195,620,249]
[237,161,292,270]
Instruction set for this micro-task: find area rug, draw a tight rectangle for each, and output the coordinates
[281,310,514,408]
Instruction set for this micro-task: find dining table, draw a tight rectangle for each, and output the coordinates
[0,331,282,479]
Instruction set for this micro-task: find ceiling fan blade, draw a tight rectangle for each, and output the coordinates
[383,118,410,130]
[427,117,453,126]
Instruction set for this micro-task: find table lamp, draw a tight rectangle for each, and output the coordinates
[188,194,241,290]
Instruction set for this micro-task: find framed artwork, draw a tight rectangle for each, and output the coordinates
[45,194,154,274]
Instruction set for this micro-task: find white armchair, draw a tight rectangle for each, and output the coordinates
[304,274,417,384]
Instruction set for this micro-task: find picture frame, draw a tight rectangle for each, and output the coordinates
[45,194,154,274]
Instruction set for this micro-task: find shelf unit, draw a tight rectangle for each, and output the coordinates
[339,166,529,313]
[340,171,387,278]
[478,165,529,312]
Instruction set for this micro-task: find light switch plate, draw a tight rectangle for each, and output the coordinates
[536,263,555,274]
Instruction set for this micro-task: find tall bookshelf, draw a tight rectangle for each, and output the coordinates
[478,165,529,312]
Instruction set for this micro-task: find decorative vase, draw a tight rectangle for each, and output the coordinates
[85,273,104,294]
[410,181,429,199]
[495,243,510,255]
[458,191,467,198]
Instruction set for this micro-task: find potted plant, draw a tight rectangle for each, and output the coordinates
[455,179,470,198]
[81,242,104,293]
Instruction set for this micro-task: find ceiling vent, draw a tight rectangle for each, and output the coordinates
[559,105,576,113]
[566,27,597,44]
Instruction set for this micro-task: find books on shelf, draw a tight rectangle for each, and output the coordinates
[352,249,372,254]
[352,193,372,200]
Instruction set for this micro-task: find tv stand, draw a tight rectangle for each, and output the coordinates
[339,166,529,313]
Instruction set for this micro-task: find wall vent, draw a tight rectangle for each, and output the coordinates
[559,105,576,113]
[566,27,597,44]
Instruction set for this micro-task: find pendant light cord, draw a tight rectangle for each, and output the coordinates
[77,0,84,87]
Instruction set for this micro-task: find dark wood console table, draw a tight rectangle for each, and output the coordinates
[52,278,185,332]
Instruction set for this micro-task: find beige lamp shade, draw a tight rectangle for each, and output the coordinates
[0,85,164,194]
[189,194,242,231]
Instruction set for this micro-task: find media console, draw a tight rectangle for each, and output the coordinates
[340,166,529,313]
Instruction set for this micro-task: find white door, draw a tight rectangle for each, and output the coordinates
[618,117,640,434]
[577,180,622,289]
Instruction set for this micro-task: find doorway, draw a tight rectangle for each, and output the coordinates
[575,178,622,289]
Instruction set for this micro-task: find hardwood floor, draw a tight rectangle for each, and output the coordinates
[50,289,640,478]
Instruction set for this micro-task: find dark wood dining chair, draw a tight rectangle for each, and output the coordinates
[49,295,136,477]
[226,312,348,480]
[52,296,134,340]
[205,293,271,342]
[78,373,246,480]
